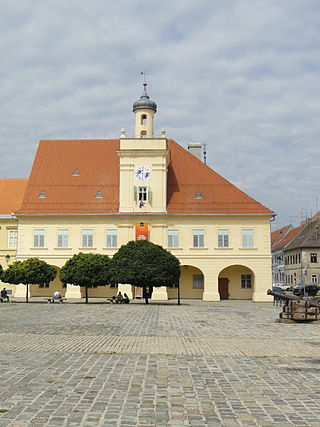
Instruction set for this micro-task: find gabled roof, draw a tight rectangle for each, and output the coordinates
[167,140,273,215]
[285,219,320,251]
[18,140,120,214]
[274,224,306,252]
[271,225,293,251]
[18,138,274,216]
[0,179,28,215]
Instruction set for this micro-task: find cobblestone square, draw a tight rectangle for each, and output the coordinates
[0,300,320,426]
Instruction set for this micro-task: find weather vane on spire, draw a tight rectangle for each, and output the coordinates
[140,71,148,85]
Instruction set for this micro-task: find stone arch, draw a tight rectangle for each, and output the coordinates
[218,264,255,300]
[167,264,205,299]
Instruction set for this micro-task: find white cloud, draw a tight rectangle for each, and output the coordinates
[0,0,320,227]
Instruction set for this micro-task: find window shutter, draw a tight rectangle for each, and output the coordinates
[148,187,152,204]
[134,186,137,202]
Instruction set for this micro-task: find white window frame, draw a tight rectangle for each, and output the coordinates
[193,229,204,248]
[218,229,229,248]
[241,274,252,289]
[106,229,117,248]
[57,229,69,248]
[311,274,317,284]
[192,274,204,289]
[168,230,179,248]
[82,229,93,248]
[8,230,18,249]
[242,229,254,248]
[34,229,45,248]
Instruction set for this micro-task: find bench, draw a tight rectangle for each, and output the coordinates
[46,297,67,304]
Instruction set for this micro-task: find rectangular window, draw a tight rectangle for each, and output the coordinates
[218,229,229,248]
[311,253,317,263]
[168,230,179,248]
[8,230,18,249]
[241,274,252,288]
[82,229,93,248]
[311,274,317,284]
[34,229,44,248]
[242,229,254,248]
[192,274,204,289]
[138,187,147,201]
[193,229,204,248]
[57,229,69,248]
[106,229,117,248]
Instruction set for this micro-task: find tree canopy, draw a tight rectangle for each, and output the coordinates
[2,258,57,302]
[111,240,180,303]
[60,252,112,303]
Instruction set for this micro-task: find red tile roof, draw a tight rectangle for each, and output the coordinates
[18,139,274,216]
[167,140,273,215]
[271,225,292,250]
[272,224,306,252]
[0,179,28,214]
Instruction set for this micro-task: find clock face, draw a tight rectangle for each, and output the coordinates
[135,165,151,181]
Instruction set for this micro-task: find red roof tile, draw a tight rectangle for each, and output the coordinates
[272,224,306,252]
[18,139,274,216]
[271,225,292,249]
[167,140,273,215]
[0,179,28,214]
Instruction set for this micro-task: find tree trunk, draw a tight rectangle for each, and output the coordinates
[85,285,88,304]
[177,283,180,305]
[26,284,29,303]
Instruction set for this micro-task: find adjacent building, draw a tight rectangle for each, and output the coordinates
[4,85,275,301]
[284,215,320,286]
[0,179,28,295]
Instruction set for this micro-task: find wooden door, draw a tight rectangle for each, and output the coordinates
[218,278,229,300]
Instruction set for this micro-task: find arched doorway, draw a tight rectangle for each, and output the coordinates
[218,265,255,300]
[167,265,205,299]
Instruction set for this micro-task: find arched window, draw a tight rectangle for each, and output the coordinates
[140,130,147,138]
[141,114,147,125]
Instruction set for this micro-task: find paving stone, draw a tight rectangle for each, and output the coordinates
[0,300,320,426]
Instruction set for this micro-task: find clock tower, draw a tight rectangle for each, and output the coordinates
[118,84,170,213]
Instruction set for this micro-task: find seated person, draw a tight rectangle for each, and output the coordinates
[123,293,130,304]
[0,288,9,302]
[53,290,62,301]
[116,291,124,303]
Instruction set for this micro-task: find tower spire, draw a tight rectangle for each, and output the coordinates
[133,78,157,138]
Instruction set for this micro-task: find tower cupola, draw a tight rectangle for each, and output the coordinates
[133,83,157,138]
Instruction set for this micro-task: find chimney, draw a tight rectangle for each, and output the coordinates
[188,142,202,161]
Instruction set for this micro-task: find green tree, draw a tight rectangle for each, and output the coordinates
[2,258,56,303]
[60,252,111,303]
[0,264,3,281]
[111,240,180,304]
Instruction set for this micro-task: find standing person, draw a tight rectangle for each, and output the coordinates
[116,291,124,303]
[123,293,130,304]
[1,288,9,302]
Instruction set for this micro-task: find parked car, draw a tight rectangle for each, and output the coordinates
[293,284,320,297]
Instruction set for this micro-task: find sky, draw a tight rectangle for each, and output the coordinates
[1,0,320,229]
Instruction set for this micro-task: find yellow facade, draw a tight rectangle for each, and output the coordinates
[14,213,272,301]
[6,84,273,302]
[0,216,18,296]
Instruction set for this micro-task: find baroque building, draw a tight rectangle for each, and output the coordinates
[5,85,274,301]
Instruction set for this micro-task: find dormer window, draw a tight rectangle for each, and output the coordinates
[39,191,46,199]
[95,191,103,199]
[72,169,80,176]
[195,192,203,199]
